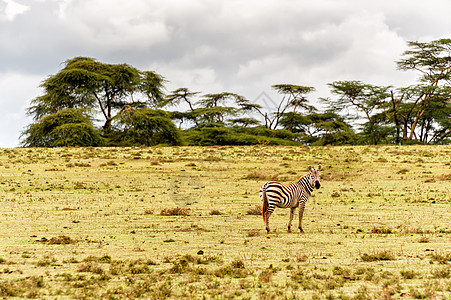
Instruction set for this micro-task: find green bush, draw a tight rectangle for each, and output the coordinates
[21,109,103,147]
[113,109,182,146]
[183,124,299,146]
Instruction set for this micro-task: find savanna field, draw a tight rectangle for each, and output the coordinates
[0,145,449,299]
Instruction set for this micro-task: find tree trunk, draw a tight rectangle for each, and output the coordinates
[391,94,402,144]
[103,118,112,133]
[401,117,409,143]
[103,95,113,133]
[408,108,425,140]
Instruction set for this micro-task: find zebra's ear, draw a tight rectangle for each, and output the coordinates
[318,164,321,170]
[308,165,312,171]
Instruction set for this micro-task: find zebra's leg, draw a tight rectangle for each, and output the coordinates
[265,209,272,233]
[287,207,296,233]
[298,203,306,233]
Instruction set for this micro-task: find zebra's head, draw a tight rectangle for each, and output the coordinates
[308,164,321,189]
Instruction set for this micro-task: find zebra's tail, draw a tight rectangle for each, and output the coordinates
[261,184,268,223]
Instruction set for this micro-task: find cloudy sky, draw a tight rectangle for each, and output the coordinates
[1,0,450,147]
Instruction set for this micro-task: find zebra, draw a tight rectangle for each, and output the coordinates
[260,164,321,233]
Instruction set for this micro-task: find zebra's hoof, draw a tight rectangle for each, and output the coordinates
[287,229,292,233]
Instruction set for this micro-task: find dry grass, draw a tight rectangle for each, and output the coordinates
[361,250,395,262]
[0,145,449,299]
[246,205,262,216]
[244,171,279,181]
[370,226,394,234]
[160,207,190,216]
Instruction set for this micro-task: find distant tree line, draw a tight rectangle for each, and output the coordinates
[21,39,450,147]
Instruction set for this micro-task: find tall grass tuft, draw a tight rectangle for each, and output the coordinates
[361,250,395,262]
[370,226,393,234]
[246,205,261,216]
[244,171,278,181]
[160,207,190,216]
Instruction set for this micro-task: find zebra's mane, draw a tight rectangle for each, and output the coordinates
[297,170,313,183]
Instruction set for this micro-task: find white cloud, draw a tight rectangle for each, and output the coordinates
[160,65,223,96]
[60,0,172,50]
[0,0,29,21]
[0,72,41,147]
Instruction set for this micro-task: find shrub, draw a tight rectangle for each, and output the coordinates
[113,109,183,146]
[213,259,249,278]
[244,171,278,181]
[209,209,223,215]
[0,276,45,298]
[431,266,450,279]
[361,251,395,262]
[370,227,393,234]
[400,270,417,279]
[397,169,409,174]
[160,207,190,216]
[169,257,192,274]
[246,205,262,216]
[429,253,451,265]
[418,236,430,243]
[183,124,299,146]
[77,262,104,275]
[231,259,245,269]
[246,229,260,237]
[297,254,308,262]
[39,235,76,245]
[21,109,103,147]
[258,267,276,283]
[83,255,112,263]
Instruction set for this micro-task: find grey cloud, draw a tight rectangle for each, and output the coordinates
[1,0,450,147]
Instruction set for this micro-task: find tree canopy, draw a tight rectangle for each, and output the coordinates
[27,57,166,132]
[22,39,450,147]
[113,108,182,146]
[21,109,103,147]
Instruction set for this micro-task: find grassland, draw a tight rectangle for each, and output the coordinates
[0,145,449,299]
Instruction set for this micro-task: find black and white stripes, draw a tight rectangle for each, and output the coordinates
[260,164,321,233]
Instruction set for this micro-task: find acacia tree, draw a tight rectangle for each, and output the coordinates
[190,92,260,125]
[381,85,450,143]
[326,81,391,144]
[164,88,201,127]
[163,90,261,127]
[21,109,103,147]
[254,84,315,130]
[394,39,451,143]
[192,93,238,124]
[165,88,199,112]
[417,89,451,143]
[326,40,451,145]
[113,108,182,146]
[279,111,356,145]
[27,57,166,133]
